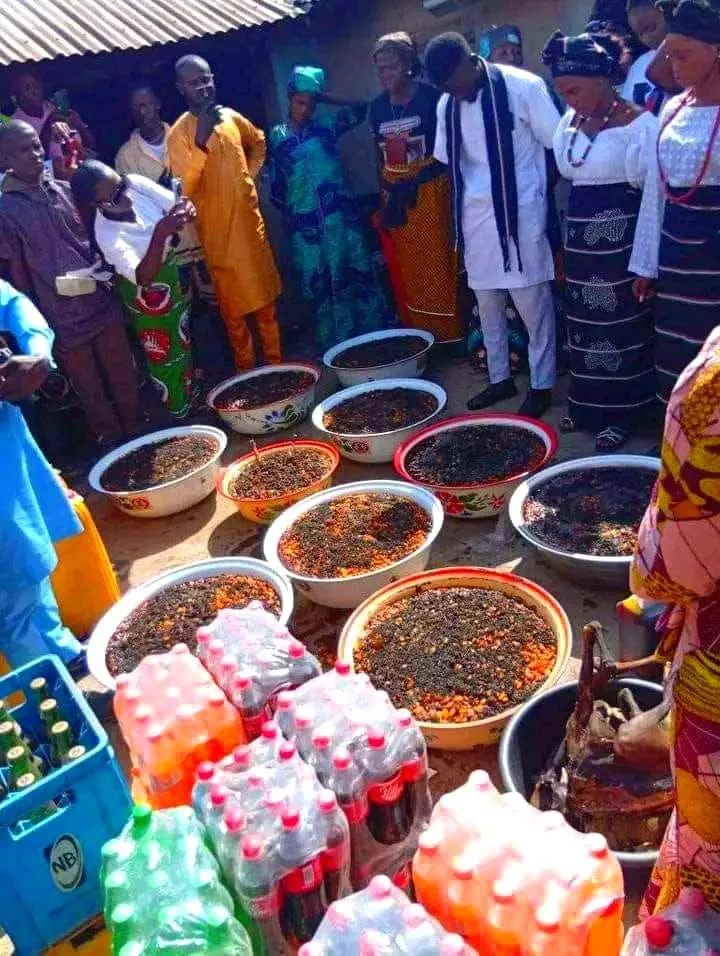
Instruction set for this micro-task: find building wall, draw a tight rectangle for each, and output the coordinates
[265,0,589,195]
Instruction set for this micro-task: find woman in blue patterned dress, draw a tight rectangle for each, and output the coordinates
[269,67,388,353]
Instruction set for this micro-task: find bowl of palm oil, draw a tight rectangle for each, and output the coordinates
[338,566,571,749]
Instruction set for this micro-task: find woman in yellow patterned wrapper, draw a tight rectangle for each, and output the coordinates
[369,33,463,342]
[631,323,720,914]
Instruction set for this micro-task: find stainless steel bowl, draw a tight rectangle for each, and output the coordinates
[87,557,294,690]
[508,455,660,587]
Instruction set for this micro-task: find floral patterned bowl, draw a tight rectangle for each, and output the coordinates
[311,378,447,464]
[207,362,320,436]
[216,440,341,525]
[323,329,435,387]
[394,413,558,519]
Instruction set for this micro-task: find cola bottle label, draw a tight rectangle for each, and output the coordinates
[321,843,345,873]
[367,771,404,806]
[238,888,280,920]
[341,794,369,824]
[241,709,264,740]
[402,756,426,782]
[281,856,323,893]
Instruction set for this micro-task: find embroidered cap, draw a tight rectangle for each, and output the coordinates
[542,29,620,77]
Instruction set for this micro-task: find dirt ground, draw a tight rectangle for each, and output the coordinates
[72,353,654,939]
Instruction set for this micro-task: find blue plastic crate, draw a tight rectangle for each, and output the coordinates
[0,656,131,955]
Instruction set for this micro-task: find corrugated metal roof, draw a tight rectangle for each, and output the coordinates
[0,0,304,66]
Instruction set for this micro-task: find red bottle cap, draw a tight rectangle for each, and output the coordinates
[403,904,427,929]
[468,770,492,791]
[294,705,314,730]
[334,660,351,676]
[535,902,561,933]
[332,746,352,770]
[207,638,224,658]
[317,789,337,813]
[224,806,246,832]
[247,771,265,790]
[195,626,212,644]
[210,786,228,808]
[312,731,332,751]
[261,721,278,740]
[452,856,475,881]
[418,828,441,855]
[276,691,294,713]
[231,672,252,692]
[326,901,352,930]
[396,708,413,729]
[644,916,674,949]
[281,806,301,830]
[585,833,609,858]
[135,705,153,726]
[359,930,386,955]
[368,875,392,900]
[196,762,215,783]
[298,946,324,956]
[233,745,252,769]
[116,674,130,689]
[219,654,236,672]
[288,641,305,659]
[262,788,285,814]
[207,687,226,708]
[278,740,296,762]
[367,728,386,750]
[241,834,263,860]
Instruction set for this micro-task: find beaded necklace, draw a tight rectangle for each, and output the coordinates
[657,90,720,204]
[566,100,618,168]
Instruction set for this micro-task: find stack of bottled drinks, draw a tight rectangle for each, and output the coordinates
[413,771,625,955]
[196,604,321,740]
[193,720,352,955]
[300,876,477,955]
[101,804,252,955]
[622,888,720,954]
[113,644,245,808]
[0,676,84,810]
[274,661,432,893]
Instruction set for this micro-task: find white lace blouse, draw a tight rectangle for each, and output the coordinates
[630,97,720,278]
[553,108,658,188]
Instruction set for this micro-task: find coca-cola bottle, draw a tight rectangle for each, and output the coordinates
[364,729,411,846]
[396,708,428,822]
[192,762,216,816]
[231,671,265,740]
[328,746,373,891]
[236,834,289,956]
[278,806,327,945]
[308,727,334,785]
[317,789,347,903]
[288,640,317,685]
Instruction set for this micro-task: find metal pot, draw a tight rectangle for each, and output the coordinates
[508,454,660,587]
[499,677,665,888]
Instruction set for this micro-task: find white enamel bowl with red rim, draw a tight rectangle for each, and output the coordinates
[393,413,558,519]
[323,329,435,387]
[311,378,447,464]
[263,479,444,609]
[338,566,572,750]
[207,362,320,435]
[88,424,228,519]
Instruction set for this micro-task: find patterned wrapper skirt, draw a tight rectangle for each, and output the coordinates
[565,182,655,430]
[656,185,720,404]
[381,159,462,343]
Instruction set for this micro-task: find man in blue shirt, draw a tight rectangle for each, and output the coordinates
[0,278,84,668]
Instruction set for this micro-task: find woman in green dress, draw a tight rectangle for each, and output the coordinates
[269,66,389,353]
[71,161,196,417]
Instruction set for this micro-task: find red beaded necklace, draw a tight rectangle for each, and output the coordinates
[657,90,720,204]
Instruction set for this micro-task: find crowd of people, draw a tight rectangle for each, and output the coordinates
[0,0,717,458]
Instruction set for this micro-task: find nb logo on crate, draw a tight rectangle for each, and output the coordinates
[46,834,85,892]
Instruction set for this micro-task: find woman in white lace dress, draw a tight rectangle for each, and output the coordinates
[543,31,658,450]
[630,0,720,405]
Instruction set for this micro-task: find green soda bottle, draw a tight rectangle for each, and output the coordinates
[108,902,136,951]
[8,745,39,785]
[40,698,61,730]
[0,720,23,759]
[50,721,73,766]
[14,773,56,822]
[29,676,50,706]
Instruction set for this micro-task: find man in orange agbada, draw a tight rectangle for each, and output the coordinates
[167,55,282,370]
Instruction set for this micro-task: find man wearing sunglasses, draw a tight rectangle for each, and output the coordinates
[0,120,141,448]
[167,55,282,371]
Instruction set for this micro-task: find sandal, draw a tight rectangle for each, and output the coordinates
[559,415,576,434]
[596,425,629,452]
